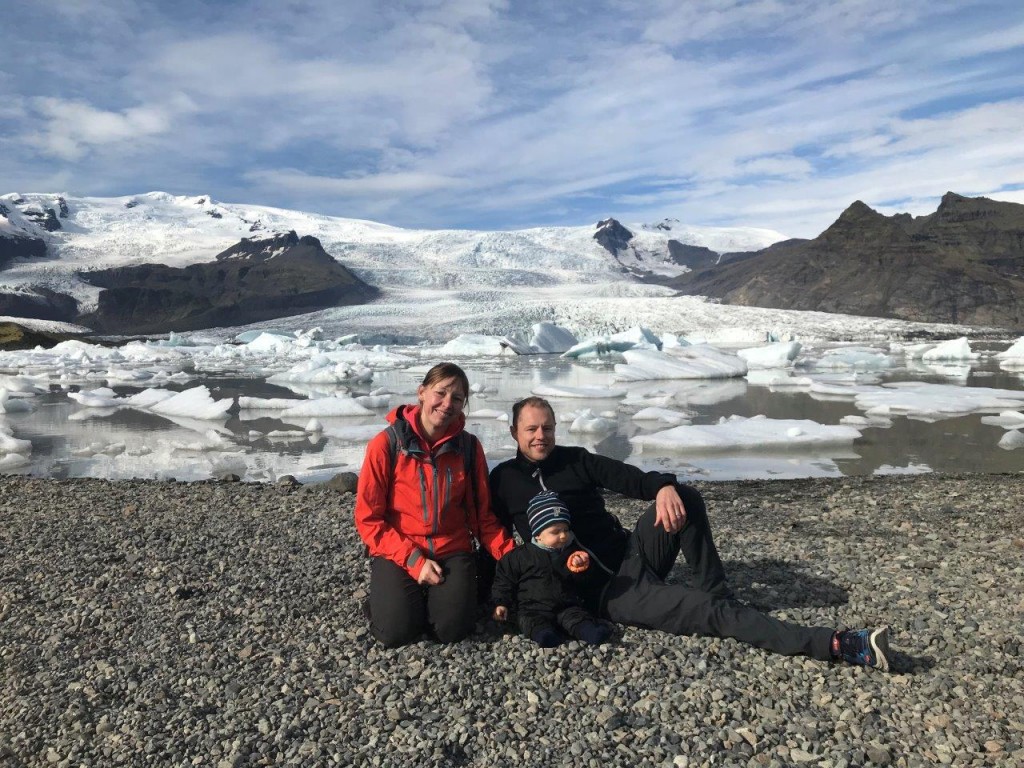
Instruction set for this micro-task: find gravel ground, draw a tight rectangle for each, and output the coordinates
[1,472,1023,768]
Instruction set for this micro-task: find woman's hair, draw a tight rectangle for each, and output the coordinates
[421,361,470,399]
[511,396,555,429]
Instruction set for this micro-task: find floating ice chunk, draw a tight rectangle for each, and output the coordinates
[980,410,1024,429]
[890,342,937,359]
[996,337,1024,369]
[269,358,373,384]
[0,375,49,394]
[280,396,374,418]
[737,341,802,370]
[530,322,578,354]
[812,346,894,371]
[922,337,977,362]
[532,384,627,399]
[631,407,692,425]
[568,409,617,433]
[998,430,1024,450]
[234,329,286,343]
[614,347,747,381]
[0,423,33,456]
[561,338,635,359]
[150,386,233,420]
[245,332,300,352]
[440,334,509,356]
[305,419,323,433]
[238,396,304,410]
[562,326,662,360]
[354,394,391,409]
[840,414,893,428]
[266,430,309,441]
[0,453,30,469]
[68,387,122,408]
[170,429,233,452]
[854,382,1024,420]
[746,370,800,388]
[125,389,178,408]
[630,415,861,452]
[0,389,34,413]
[467,409,506,419]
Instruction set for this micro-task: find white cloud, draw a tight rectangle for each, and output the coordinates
[23,96,195,161]
[1,0,1022,235]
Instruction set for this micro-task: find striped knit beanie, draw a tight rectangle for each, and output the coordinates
[527,490,570,538]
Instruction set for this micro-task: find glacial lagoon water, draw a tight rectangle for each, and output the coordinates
[3,346,1023,483]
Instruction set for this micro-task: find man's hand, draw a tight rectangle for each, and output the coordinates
[493,605,508,621]
[655,485,687,533]
[416,559,444,585]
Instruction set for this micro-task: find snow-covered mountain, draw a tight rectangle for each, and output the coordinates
[0,191,785,298]
[0,191,978,343]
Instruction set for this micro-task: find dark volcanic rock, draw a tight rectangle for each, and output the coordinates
[668,193,1024,330]
[666,240,719,269]
[77,231,380,334]
[0,231,48,270]
[593,218,634,256]
[0,287,78,322]
[20,206,62,231]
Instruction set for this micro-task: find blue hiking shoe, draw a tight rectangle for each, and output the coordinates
[838,627,891,671]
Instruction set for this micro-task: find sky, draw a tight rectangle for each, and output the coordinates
[2,0,1023,237]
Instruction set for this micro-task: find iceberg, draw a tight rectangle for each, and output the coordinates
[614,346,747,381]
[630,415,862,452]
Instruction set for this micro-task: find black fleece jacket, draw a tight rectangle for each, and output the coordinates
[489,446,677,571]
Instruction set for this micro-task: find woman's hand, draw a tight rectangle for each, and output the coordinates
[493,605,508,621]
[416,559,444,585]
[655,485,687,533]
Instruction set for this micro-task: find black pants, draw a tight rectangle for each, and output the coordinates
[368,552,477,648]
[601,484,835,660]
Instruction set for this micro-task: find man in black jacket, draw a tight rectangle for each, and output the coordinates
[488,396,891,670]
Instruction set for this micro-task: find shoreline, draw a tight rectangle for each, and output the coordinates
[2,472,1023,766]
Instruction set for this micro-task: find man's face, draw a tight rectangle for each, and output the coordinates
[513,404,556,462]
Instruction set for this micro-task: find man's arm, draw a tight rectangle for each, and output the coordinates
[579,448,686,531]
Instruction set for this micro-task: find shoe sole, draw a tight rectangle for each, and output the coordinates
[869,627,891,671]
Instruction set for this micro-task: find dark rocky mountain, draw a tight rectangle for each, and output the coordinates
[666,240,719,269]
[0,287,79,323]
[78,231,379,334]
[665,193,1024,330]
[0,231,48,271]
[593,218,634,255]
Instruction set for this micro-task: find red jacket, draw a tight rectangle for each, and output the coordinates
[355,404,514,580]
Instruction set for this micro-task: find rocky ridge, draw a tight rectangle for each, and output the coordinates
[77,231,379,334]
[666,193,1024,330]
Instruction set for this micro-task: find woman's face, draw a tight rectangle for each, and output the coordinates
[417,376,467,437]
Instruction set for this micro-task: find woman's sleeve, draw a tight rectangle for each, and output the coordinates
[468,439,515,561]
[354,431,425,580]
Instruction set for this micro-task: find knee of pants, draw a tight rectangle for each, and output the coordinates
[373,617,424,648]
[676,483,709,525]
[432,612,474,644]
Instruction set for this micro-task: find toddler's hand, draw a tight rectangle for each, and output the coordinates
[492,605,508,621]
[567,551,590,573]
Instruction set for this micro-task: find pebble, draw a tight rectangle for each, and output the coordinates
[1,473,1022,766]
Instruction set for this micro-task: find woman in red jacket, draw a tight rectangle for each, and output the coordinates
[355,362,514,647]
